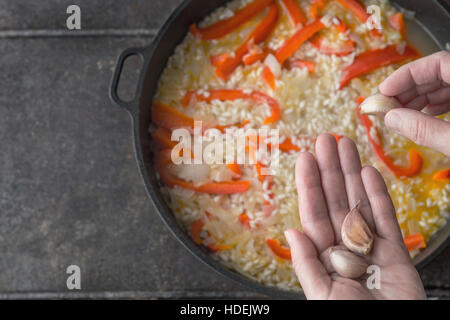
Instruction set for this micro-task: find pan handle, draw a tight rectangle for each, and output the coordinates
[109,47,146,115]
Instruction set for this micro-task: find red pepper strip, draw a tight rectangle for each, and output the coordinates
[247,136,274,206]
[214,3,279,79]
[238,213,251,229]
[243,51,268,65]
[286,59,315,72]
[339,44,420,89]
[190,218,232,252]
[247,136,266,183]
[336,0,369,23]
[262,66,276,90]
[210,53,230,67]
[389,12,406,38]
[281,0,307,26]
[207,243,233,253]
[152,127,177,149]
[356,108,423,178]
[152,127,194,158]
[266,238,292,260]
[215,119,250,133]
[336,0,382,37]
[332,133,343,142]
[227,163,242,179]
[275,19,325,64]
[181,89,281,125]
[404,233,426,251]
[155,149,251,194]
[309,0,326,19]
[152,101,195,130]
[276,137,301,152]
[310,35,354,56]
[309,18,354,56]
[153,101,244,133]
[432,169,450,181]
[189,0,273,40]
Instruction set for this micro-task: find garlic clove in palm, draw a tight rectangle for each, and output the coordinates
[341,203,374,255]
[329,248,369,279]
[359,93,403,116]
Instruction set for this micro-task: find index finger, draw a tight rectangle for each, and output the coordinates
[295,152,334,252]
[379,51,450,97]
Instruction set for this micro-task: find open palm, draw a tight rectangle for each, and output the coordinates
[285,134,426,300]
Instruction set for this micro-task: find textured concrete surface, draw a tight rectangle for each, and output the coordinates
[0,0,448,299]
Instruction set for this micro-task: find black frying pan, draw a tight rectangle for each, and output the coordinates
[110,0,450,298]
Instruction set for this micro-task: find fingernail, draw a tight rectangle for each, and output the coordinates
[385,110,401,133]
[284,230,292,245]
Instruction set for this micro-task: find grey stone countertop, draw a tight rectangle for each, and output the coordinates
[0,0,448,299]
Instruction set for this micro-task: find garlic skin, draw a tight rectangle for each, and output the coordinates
[329,249,369,279]
[359,93,403,116]
[341,204,374,255]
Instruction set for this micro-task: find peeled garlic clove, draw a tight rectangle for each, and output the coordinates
[341,204,374,255]
[329,249,369,279]
[359,93,402,116]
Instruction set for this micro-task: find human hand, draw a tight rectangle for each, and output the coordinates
[285,134,426,300]
[379,51,450,157]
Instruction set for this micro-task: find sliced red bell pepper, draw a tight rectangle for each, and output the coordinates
[238,213,251,229]
[336,0,369,23]
[152,101,195,130]
[404,233,426,251]
[247,136,274,207]
[286,59,315,72]
[275,19,325,64]
[339,44,420,88]
[309,0,326,19]
[210,53,230,67]
[332,133,343,142]
[309,18,354,56]
[190,218,232,252]
[243,50,268,65]
[310,34,354,56]
[181,89,281,125]
[336,0,382,38]
[389,12,406,38]
[356,105,423,178]
[281,0,307,26]
[432,169,450,181]
[152,127,177,149]
[276,137,301,152]
[155,149,251,194]
[262,66,276,90]
[190,0,273,40]
[266,238,292,260]
[213,3,279,79]
[227,163,242,179]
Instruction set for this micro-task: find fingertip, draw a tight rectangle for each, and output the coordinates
[337,136,356,152]
[295,151,319,189]
[378,81,390,96]
[295,151,315,175]
[315,133,336,150]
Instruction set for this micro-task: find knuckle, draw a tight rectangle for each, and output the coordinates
[408,118,430,145]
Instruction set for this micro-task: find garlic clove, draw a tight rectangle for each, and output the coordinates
[329,249,369,279]
[320,244,348,274]
[341,203,374,255]
[359,93,403,116]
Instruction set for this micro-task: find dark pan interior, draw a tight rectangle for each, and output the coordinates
[130,0,450,298]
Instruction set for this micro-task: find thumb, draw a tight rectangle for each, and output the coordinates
[384,108,450,157]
